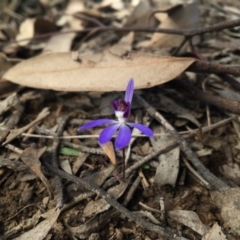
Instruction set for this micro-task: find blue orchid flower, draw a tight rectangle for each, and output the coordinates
[79,79,153,150]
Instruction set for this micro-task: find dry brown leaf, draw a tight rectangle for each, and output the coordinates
[43,29,76,53]
[13,208,61,240]
[0,81,20,98]
[21,145,53,199]
[98,0,124,10]
[150,126,180,187]
[39,0,49,6]
[168,210,209,236]
[2,108,49,145]
[20,183,34,204]
[3,51,195,91]
[124,1,153,27]
[72,152,89,174]
[57,0,85,30]
[109,32,134,56]
[16,18,57,46]
[0,53,18,77]
[0,93,19,116]
[0,157,26,171]
[202,222,227,240]
[148,1,199,48]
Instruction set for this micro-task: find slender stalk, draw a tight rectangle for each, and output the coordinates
[122,148,126,181]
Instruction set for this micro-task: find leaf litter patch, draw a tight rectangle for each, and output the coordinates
[1,0,240,239]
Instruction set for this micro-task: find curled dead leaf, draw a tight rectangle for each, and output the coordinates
[3,51,195,91]
[21,145,53,199]
[16,17,57,46]
[149,1,199,48]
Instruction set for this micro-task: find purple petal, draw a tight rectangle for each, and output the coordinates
[78,119,117,131]
[124,79,134,104]
[128,123,153,137]
[99,124,120,145]
[115,124,132,150]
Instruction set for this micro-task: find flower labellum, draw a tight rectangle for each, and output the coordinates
[79,79,153,150]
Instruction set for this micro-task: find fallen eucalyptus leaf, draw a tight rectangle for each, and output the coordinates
[168,210,209,236]
[13,208,61,240]
[151,126,180,187]
[3,51,195,92]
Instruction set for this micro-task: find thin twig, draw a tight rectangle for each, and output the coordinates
[188,60,240,76]
[182,116,235,137]
[202,78,211,126]
[21,116,234,139]
[52,116,69,209]
[122,148,126,181]
[135,93,229,191]
[182,157,211,189]
[8,204,45,221]
[175,80,240,115]
[218,74,240,91]
[139,201,162,214]
[123,176,142,206]
[21,133,170,139]
[159,197,167,226]
[2,18,240,47]
[62,191,95,212]
[171,36,190,56]
[73,13,106,27]
[189,38,207,61]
